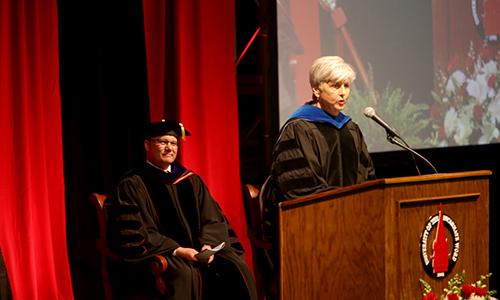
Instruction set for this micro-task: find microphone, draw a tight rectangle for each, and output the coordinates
[363,107,400,138]
[362,106,438,174]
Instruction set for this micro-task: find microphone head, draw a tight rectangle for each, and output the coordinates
[363,107,375,118]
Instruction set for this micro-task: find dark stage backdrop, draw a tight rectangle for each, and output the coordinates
[58,0,149,298]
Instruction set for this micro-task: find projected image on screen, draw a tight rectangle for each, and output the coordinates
[277,0,500,152]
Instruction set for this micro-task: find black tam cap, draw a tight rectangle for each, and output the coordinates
[144,120,191,140]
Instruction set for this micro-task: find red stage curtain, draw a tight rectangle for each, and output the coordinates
[0,0,74,299]
[143,0,252,267]
[143,0,167,122]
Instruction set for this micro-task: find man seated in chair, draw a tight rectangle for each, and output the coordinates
[107,120,257,300]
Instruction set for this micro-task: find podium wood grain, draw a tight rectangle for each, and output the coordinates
[278,171,490,299]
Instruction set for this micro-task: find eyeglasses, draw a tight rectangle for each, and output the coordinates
[150,138,178,147]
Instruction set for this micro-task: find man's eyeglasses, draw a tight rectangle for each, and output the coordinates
[150,139,178,147]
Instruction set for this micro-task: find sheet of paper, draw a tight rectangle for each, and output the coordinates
[195,242,225,262]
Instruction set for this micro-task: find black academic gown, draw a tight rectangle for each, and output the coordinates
[271,104,375,201]
[108,162,257,300]
[271,117,375,199]
[262,105,376,243]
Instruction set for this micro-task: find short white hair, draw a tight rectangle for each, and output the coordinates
[309,56,356,87]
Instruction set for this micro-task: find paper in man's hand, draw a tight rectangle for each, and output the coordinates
[195,242,225,263]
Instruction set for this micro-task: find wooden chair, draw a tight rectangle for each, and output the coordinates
[242,184,277,300]
[90,193,116,300]
[90,193,169,299]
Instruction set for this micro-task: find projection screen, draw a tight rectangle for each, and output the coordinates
[277,0,500,152]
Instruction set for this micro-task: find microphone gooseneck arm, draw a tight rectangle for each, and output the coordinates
[363,106,438,175]
[390,133,421,175]
[387,135,438,174]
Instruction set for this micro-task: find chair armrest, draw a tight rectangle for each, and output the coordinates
[150,254,168,275]
[150,254,169,295]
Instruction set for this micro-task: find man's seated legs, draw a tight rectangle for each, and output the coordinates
[200,252,256,300]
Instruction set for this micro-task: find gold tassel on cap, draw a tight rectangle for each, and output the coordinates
[179,122,186,140]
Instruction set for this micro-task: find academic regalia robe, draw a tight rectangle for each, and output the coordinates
[108,162,257,300]
[262,104,376,241]
[272,105,375,198]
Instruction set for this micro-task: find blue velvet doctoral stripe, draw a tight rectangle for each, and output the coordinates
[288,105,351,129]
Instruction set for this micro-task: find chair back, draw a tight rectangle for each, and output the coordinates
[242,184,276,300]
[90,193,114,300]
[91,193,170,298]
[242,184,265,242]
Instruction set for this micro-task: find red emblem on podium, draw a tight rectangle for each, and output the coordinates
[420,204,460,278]
[432,205,449,276]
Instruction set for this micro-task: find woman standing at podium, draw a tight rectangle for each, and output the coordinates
[267,55,375,199]
[257,56,376,300]
[262,55,376,238]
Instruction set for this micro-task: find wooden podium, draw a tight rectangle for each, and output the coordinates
[278,170,491,299]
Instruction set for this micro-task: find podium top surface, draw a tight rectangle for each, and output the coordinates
[278,170,492,209]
